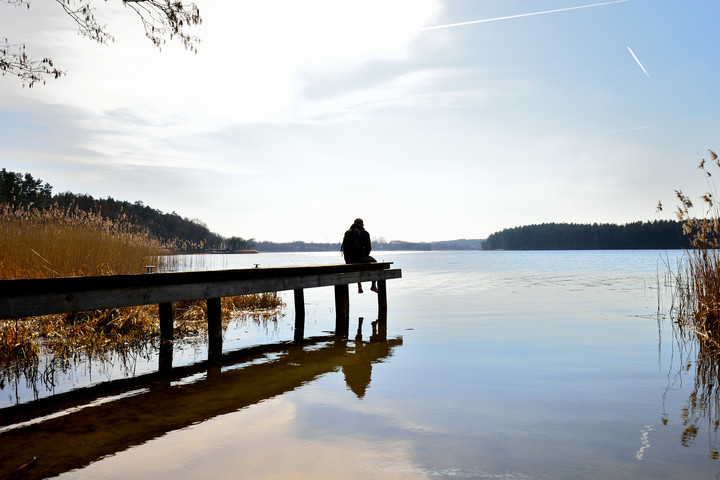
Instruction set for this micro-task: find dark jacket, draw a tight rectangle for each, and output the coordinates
[343,222,372,262]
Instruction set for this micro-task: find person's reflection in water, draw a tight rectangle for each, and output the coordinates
[342,317,389,398]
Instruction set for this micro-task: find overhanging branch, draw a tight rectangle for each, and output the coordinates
[0,39,64,87]
[1,0,201,86]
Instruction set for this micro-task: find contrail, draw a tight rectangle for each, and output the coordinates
[602,125,656,135]
[627,46,650,78]
[422,0,630,31]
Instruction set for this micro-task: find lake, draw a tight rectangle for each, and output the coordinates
[2,250,719,479]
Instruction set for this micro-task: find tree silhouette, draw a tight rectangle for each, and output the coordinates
[484,221,688,250]
[0,168,52,208]
[1,0,201,87]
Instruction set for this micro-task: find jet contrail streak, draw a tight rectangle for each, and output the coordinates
[422,0,629,31]
[627,46,650,78]
[604,125,656,135]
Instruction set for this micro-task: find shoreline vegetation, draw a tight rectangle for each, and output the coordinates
[668,150,720,345]
[0,202,284,385]
[661,150,720,451]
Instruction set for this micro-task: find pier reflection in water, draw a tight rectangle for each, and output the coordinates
[0,323,402,479]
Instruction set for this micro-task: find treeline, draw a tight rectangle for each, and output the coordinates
[251,241,339,252]
[52,193,225,250]
[0,168,53,209]
[2,168,484,253]
[429,239,485,250]
[251,239,485,252]
[484,221,689,250]
[377,239,485,251]
[3,168,509,253]
[1,168,230,251]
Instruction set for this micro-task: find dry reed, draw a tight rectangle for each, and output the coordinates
[667,150,720,458]
[671,150,720,344]
[0,203,284,374]
[0,203,165,279]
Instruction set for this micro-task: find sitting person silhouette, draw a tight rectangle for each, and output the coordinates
[341,218,378,293]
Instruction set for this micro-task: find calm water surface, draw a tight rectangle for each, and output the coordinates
[3,250,718,479]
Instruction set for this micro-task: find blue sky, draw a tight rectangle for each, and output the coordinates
[1,0,719,242]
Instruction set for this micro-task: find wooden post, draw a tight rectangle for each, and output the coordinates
[294,289,305,342]
[371,319,387,341]
[207,297,223,363]
[159,339,173,373]
[377,280,388,325]
[159,302,173,341]
[158,302,174,372]
[334,284,349,336]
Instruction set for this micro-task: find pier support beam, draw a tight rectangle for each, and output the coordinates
[158,302,174,372]
[207,297,223,363]
[294,289,305,342]
[159,302,173,341]
[334,284,350,336]
[377,280,388,325]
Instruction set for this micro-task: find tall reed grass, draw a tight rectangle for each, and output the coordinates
[0,203,164,279]
[671,150,720,341]
[0,203,284,376]
[667,150,720,457]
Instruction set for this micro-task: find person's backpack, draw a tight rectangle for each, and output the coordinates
[341,227,362,259]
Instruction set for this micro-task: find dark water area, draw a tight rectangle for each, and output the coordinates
[2,250,719,479]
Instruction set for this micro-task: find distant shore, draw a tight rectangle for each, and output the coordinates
[204,249,259,254]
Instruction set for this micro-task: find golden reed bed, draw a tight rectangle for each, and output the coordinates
[0,204,283,370]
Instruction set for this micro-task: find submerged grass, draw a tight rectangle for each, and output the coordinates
[0,203,284,377]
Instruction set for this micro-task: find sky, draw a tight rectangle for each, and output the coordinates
[1,0,719,243]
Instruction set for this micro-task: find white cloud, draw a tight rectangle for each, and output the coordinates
[276,68,509,125]
[3,0,443,126]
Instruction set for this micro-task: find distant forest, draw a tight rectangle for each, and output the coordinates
[1,168,486,252]
[252,239,486,252]
[484,221,688,250]
[0,168,227,251]
[0,168,487,252]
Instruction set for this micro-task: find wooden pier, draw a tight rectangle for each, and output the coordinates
[0,262,402,365]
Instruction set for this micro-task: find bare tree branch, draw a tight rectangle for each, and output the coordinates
[0,0,201,87]
[123,0,201,53]
[53,0,115,45]
[4,0,30,7]
[0,39,64,87]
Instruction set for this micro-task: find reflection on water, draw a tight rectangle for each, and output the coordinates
[0,313,287,408]
[1,343,158,407]
[0,331,402,478]
[664,329,720,458]
[7,251,720,479]
[343,317,388,398]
